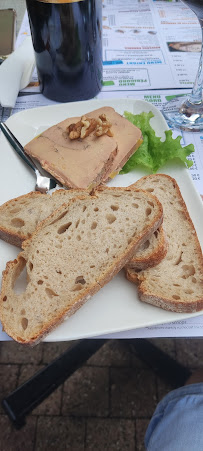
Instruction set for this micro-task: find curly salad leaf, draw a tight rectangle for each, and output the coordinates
[120,111,194,174]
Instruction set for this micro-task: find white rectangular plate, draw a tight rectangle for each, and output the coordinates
[0,98,203,342]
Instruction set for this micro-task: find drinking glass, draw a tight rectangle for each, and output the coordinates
[163,0,203,131]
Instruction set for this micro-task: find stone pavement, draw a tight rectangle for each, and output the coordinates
[0,338,202,450]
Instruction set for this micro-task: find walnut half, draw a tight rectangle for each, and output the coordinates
[67,114,113,140]
[67,121,82,140]
[95,114,113,137]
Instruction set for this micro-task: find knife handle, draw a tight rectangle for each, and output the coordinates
[0,122,37,174]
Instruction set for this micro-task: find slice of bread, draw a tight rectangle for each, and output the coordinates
[0,192,46,247]
[24,107,142,189]
[0,187,163,345]
[37,189,88,222]
[0,187,166,272]
[126,174,203,313]
[0,189,87,247]
[94,185,168,270]
[127,226,168,270]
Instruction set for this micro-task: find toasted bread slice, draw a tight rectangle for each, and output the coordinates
[0,187,163,345]
[24,107,142,189]
[126,174,203,313]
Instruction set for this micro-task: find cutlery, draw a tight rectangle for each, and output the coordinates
[0,122,59,193]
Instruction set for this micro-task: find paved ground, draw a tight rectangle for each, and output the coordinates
[0,338,202,450]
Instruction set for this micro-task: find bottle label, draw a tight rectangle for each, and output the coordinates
[36,0,84,3]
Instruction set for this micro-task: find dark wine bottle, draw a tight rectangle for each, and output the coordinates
[26,0,103,102]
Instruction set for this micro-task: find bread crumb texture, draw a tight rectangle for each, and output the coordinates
[127,175,203,313]
[0,189,88,247]
[0,192,45,246]
[0,188,162,344]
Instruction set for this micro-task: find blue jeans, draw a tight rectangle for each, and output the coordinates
[145,383,203,450]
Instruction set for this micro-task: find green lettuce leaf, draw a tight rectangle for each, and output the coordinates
[120,111,194,174]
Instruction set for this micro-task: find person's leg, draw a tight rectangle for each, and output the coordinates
[145,375,203,451]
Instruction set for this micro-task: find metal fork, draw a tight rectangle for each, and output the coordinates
[0,122,59,193]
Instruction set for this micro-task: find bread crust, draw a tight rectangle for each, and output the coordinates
[0,189,88,247]
[126,226,168,270]
[127,174,203,313]
[138,290,203,313]
[0,191,44,247]
[0,188,163,345]
[0,229,24,248]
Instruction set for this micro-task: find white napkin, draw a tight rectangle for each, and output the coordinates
[0,37,35,108]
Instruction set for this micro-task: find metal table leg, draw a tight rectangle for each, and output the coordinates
[2,339,107,429]
[2,338,192,429]
[127,339,192,388]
